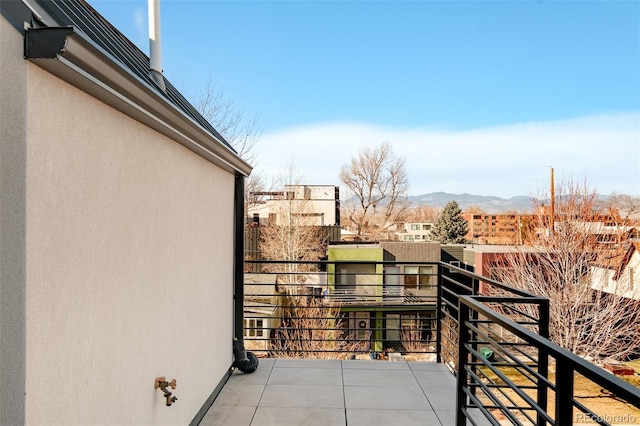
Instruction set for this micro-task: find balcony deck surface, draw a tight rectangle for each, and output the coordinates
[200,358,491,426]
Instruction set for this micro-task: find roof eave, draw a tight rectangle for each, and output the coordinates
[24,26,252,176]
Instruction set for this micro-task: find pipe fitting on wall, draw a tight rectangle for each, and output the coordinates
[154,376,177,406]
[232,338,259,374]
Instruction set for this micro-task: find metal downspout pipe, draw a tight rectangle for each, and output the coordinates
[232,174,258,373]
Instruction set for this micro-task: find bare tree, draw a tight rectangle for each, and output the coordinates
[340,141,409,240]
[193,76,261,164]
[400,322,435,361]
[603,192,640,239]
[192,75,267,222]
[258,164,328,284]
[491,179,640,362]
[405,205,440,223]
[270,298,368,359]
[464,205,488,215]
[257,165,367,358]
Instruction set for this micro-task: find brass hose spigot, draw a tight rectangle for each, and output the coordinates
[154,376,178,406]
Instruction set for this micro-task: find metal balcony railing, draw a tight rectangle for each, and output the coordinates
[241,259,640,425]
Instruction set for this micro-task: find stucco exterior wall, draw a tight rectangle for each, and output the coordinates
[17,54,235,424]
[0,13,28,425]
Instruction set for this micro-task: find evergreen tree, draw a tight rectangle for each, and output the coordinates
[431,201,468,243]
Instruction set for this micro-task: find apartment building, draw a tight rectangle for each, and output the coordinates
[326,242,441,353]
[249,184,340,226]
[464,213,523,245]
[393,222,434,241]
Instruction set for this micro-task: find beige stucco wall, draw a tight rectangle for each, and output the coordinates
[8,33,236,426]
[0,13,28,426]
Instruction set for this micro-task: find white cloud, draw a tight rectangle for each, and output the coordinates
[253,112,640,198]
[132,7,147,51]
[134,7,145,30]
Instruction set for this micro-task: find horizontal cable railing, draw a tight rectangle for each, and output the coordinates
[241,259,640,424]
[457,295,640,425]
[244,260,439,360]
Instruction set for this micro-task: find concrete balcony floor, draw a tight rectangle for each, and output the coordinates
[200,358,491,426]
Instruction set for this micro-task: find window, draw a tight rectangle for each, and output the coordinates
[411,224,420,230]
[385,312,434,343]
[244,318,264,338]
[404,235,413,241]
[384,266,402,299]
[422,224,431,230]
[404,265,435,289]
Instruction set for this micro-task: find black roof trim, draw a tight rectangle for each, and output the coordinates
[24,26,73,58]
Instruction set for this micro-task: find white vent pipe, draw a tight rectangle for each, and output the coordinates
[148,0,166,92]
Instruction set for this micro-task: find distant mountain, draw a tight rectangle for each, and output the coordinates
[408,192,534,213]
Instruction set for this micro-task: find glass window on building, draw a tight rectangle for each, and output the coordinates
[400,312,434,342]
[244,318,264,338]
[411,224,420,230]
[385,312,434,344]
[404,265,435,288]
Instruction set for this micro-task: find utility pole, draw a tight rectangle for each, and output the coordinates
[550,167,555,234]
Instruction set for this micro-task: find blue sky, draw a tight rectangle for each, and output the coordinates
[91,0,639,198]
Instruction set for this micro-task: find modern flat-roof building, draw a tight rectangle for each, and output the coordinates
[249,185,340,226]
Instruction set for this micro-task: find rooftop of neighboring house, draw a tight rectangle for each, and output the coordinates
[244,273,278,297]
[464,244,529,253]
[328,242,382,249]
[251,185,339,202]
[593,241,640,277]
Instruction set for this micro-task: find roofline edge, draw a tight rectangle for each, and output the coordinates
[24,26,252,177]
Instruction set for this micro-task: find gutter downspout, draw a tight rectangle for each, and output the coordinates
[148,0,166,93]
[232,174,258,373]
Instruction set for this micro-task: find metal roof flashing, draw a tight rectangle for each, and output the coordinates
[13,1,251,177]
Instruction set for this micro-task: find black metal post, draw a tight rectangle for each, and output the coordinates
[537,299,550,426]
[469,276,480,404]
[456,300,470,426]
[555,357,574,426]
[436,264,442,363]
[233,174,245,341]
